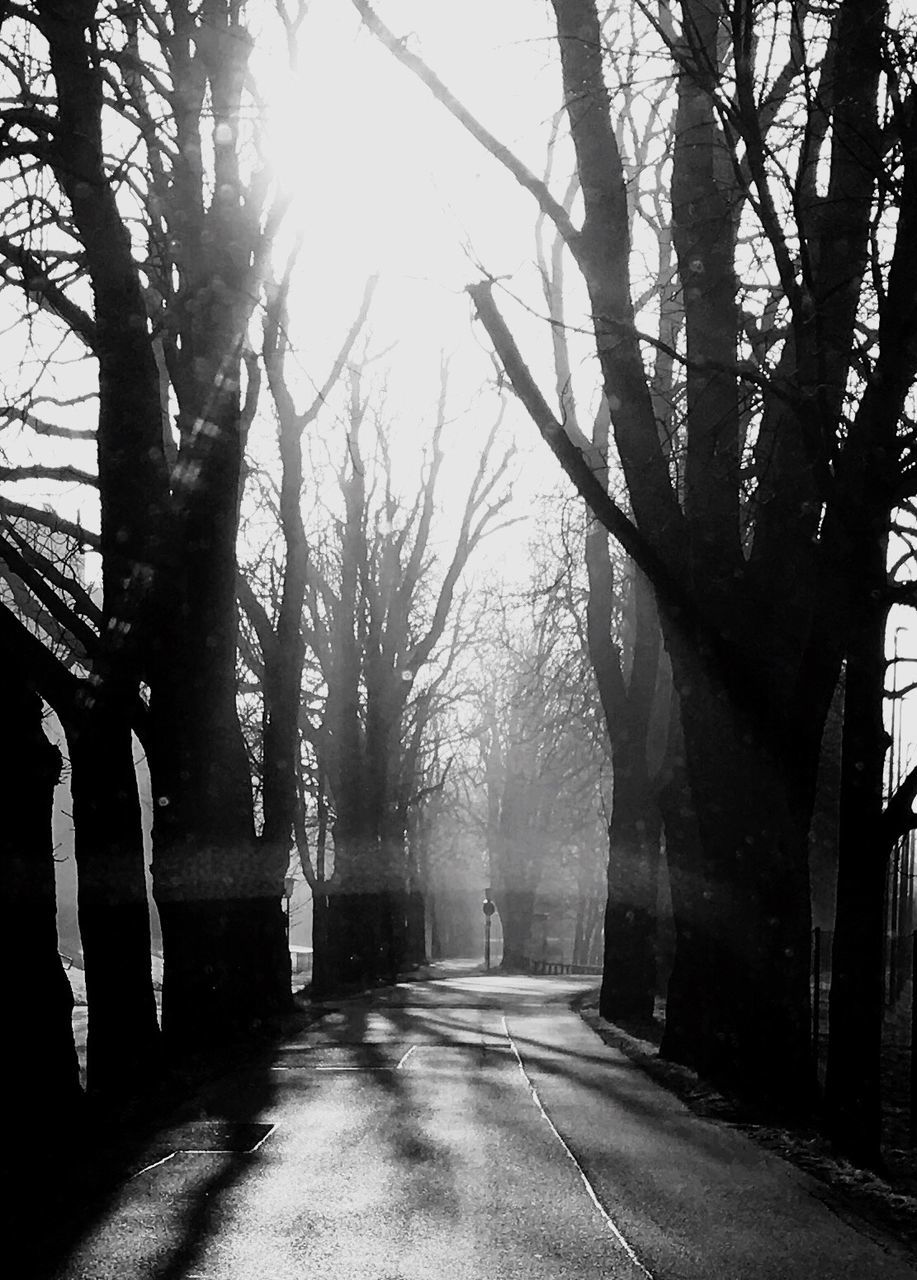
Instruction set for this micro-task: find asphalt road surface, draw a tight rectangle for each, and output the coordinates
[52,968,916,1279]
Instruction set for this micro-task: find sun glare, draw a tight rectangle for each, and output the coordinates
[256,3,561,338]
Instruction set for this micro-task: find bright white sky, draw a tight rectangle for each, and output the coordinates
[248,0,587,579]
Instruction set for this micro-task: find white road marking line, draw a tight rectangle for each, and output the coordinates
[129,1152,176,1180]
[501,1015,655,1280]
[396,1044,417,1070]
[249,1123,276,1150]
[271,1064,393,1072]
[130,1123,276,1169]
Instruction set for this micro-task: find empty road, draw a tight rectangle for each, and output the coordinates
[51,968,915,1279]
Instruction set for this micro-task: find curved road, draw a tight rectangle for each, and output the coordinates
[54,967,915,1279]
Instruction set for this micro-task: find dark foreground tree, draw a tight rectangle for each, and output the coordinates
[354,0,917,1140]
[0,0,297,1055]
[0,527,161,1099]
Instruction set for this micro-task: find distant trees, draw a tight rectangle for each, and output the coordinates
[282,362,510,990]
[466,522,612,970]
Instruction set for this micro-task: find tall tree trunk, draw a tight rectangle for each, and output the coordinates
[658,745,707,1065]
[429,893,444,961]
[664,643,815,1114]
[404,877,427,969]
[317,831,389,990]
[66,711,160,1099]
[310,885,333,996]
[588,555,663,1025]
[496,887,536,970]
[825,543,889,1167]
[601,762,662,1022]
[573,888,588,967]
[151,375,289,1049]
[1,678,82,1134]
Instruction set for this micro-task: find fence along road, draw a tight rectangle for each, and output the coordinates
[50,969,917,1279]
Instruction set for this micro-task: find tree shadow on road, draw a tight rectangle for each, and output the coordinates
[22,1011,303,1280]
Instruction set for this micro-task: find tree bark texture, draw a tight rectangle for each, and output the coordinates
[588,549,664,1023]
[663,638,815,1111]
[496,887,537,971]
[65,712,161,1098]
[35,2,290,1056]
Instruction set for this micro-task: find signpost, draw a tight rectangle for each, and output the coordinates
[483,888,496,972]
[284,875,296,948]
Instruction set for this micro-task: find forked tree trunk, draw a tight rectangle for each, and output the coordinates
[66,712,161,1098]
[151,457,290,1049]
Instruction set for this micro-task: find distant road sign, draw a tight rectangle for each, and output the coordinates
[483,900,496,916]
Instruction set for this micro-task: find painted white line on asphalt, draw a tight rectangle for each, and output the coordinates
[249,1123,276,1150]
[313,1065,391,1072]
[129,1152,176,1180]
[502,1015,655,1280]
[271,1064,393,1072]
[126,1126,277,1176]
[396,1044,417,1070]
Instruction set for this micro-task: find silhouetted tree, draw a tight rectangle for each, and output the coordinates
[354,0,917,1139]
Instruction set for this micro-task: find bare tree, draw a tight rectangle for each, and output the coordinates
[0,0,298,1059]
[241,353,512,990]
[353,0,917,1154]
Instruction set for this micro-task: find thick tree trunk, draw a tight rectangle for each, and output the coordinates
[657,736,703,1057]
[66,712,161,1099]
[496,888,536,970]
[152,761,289,1050]
[151,484,290,1048]
[573,891,588,967]
[825,562,889,1166]
[664,654,815,1114]
[585,535,663,1024]
[383,832,410,979]
[405,885,427,969]
[309,886,336,998]
[429,893,445,961]
[313,833,396,990]
[150,318,291,1048]
[600,759,662,1023]
[0,680,82,1133]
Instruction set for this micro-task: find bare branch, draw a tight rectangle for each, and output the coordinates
[0,234,96,347]
[350,0,580,248]
[0,405,94,440]
[0,498,99,548]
